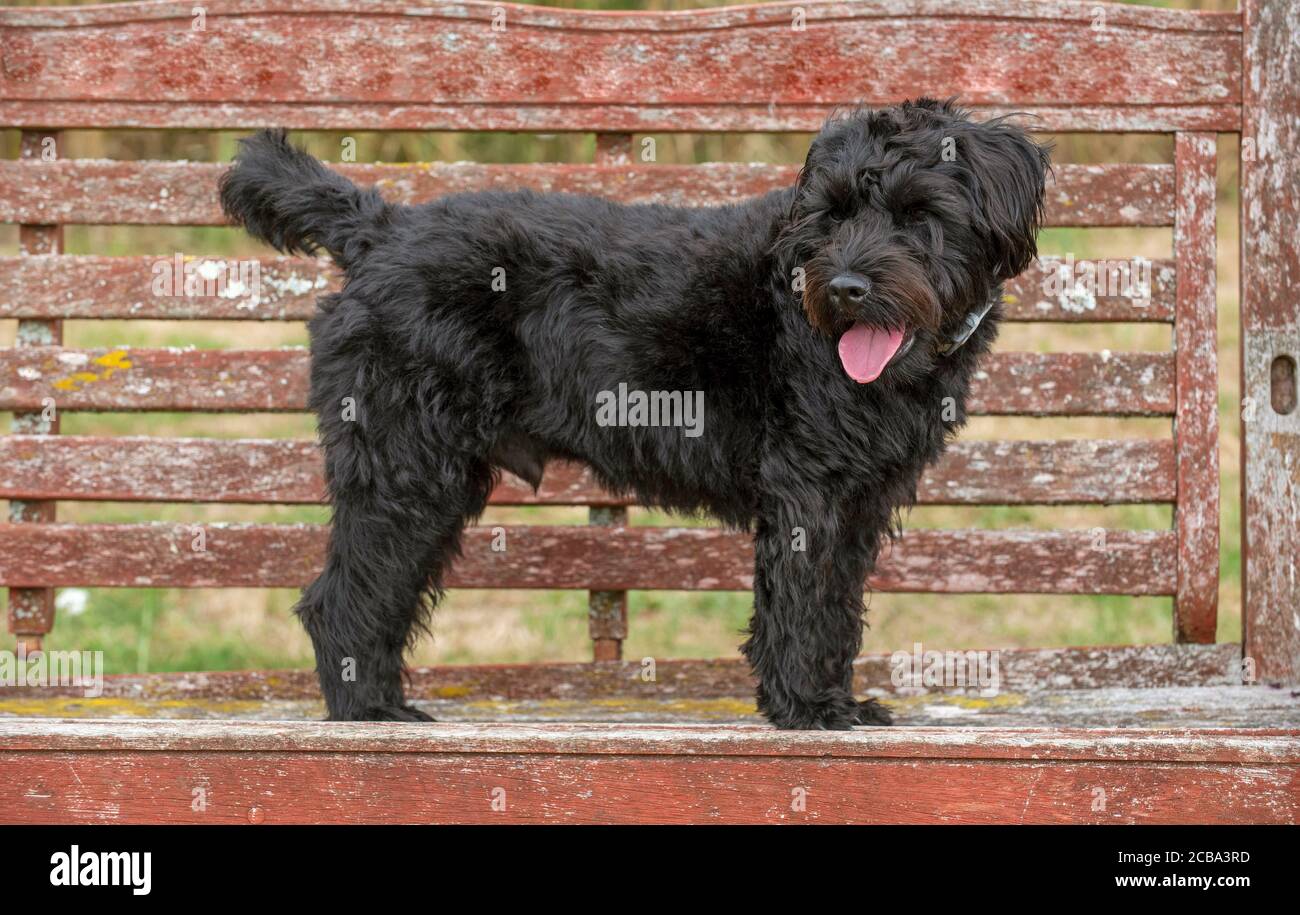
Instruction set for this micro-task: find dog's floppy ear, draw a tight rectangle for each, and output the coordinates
[773,132,827,271]
[790,126,832,206]
[956,118,1051,281]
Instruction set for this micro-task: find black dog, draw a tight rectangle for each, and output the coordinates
[220,99,1049,729]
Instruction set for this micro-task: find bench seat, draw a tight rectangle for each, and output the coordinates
[3,646,1298,825]
[3,679,1297,730]
[1,692,1296,824]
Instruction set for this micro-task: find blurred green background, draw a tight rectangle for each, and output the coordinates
[1,0,1245,674]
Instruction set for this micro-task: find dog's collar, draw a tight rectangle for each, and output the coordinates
[934,297,995,356]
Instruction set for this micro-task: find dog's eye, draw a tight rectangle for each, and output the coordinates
[823,201,853,223]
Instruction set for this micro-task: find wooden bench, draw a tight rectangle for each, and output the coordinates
[1,0,1297,824]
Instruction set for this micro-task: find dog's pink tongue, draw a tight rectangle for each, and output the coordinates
[837,323,905,383]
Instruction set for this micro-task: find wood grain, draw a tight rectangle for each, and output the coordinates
[7,131,62,650]
[0,254,1176,322]
[1172,134,1220,644]
[0,347,1176,416]
[0,523,1177,594]
[7,644,1244,703]
[0,720,1293,825]
[0,0,1241,133]
[0,161,1174,227]
[0,435,1176,505]
[1240,0,1300,683]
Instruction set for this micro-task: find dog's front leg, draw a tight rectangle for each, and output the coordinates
[742,514,893,729]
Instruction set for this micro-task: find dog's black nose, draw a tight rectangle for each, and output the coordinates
[828,274,870,309]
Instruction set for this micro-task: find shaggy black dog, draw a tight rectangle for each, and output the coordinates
[220,99,1049,729]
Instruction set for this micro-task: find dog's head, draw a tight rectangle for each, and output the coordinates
[774,99,1050,384]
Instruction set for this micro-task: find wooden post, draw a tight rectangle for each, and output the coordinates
[585,132,636,663]
[1172,133,1219,644]
[8,130,63,653]
[1241,0,1300,683]
[587,506,629,662]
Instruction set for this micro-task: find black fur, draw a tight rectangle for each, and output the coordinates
[219,100,1049,729]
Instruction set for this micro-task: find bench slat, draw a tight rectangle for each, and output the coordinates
[0,0,1240,132]
[5,102,1243,134]
[0,0,1242,33]
[7,645,1243,701]
[0,162,1174,228]
[0,524,1177,594]
[0,348,1176,416]
[0,719,1285,766]
[0,255,1177,323]
[0,436,1176,506]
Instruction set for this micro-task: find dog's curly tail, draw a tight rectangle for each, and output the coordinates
[219,129,389,268]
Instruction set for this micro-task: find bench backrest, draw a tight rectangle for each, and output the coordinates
[0,0,1228,670]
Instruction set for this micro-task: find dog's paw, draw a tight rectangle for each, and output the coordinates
[763,695,861,730]
[855,698,894,727]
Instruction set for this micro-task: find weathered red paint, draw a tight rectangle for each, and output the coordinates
[0,161,1174,227]
[0,254,1177,323]
[1,719,1291,765]
[5,102,1245,134]
[587,503,628,662]
[0,523,1177,594]
[0,720,1294,825]
[0,0,1242,34]
[0,347,1177,416]
[0,0,1242,133]
[7,130,62,650]
[1173,133,1220,645]
[0,435,1176,505]
[1241,0,1300,684]
[3,644,1247,704]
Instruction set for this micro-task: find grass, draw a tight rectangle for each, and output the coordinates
[1,0,1248,674]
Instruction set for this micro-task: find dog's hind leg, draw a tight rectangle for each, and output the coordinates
[296,453,492,721]
[294,364,495,721]
[297,454,493,722]
[741,507,893,730]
